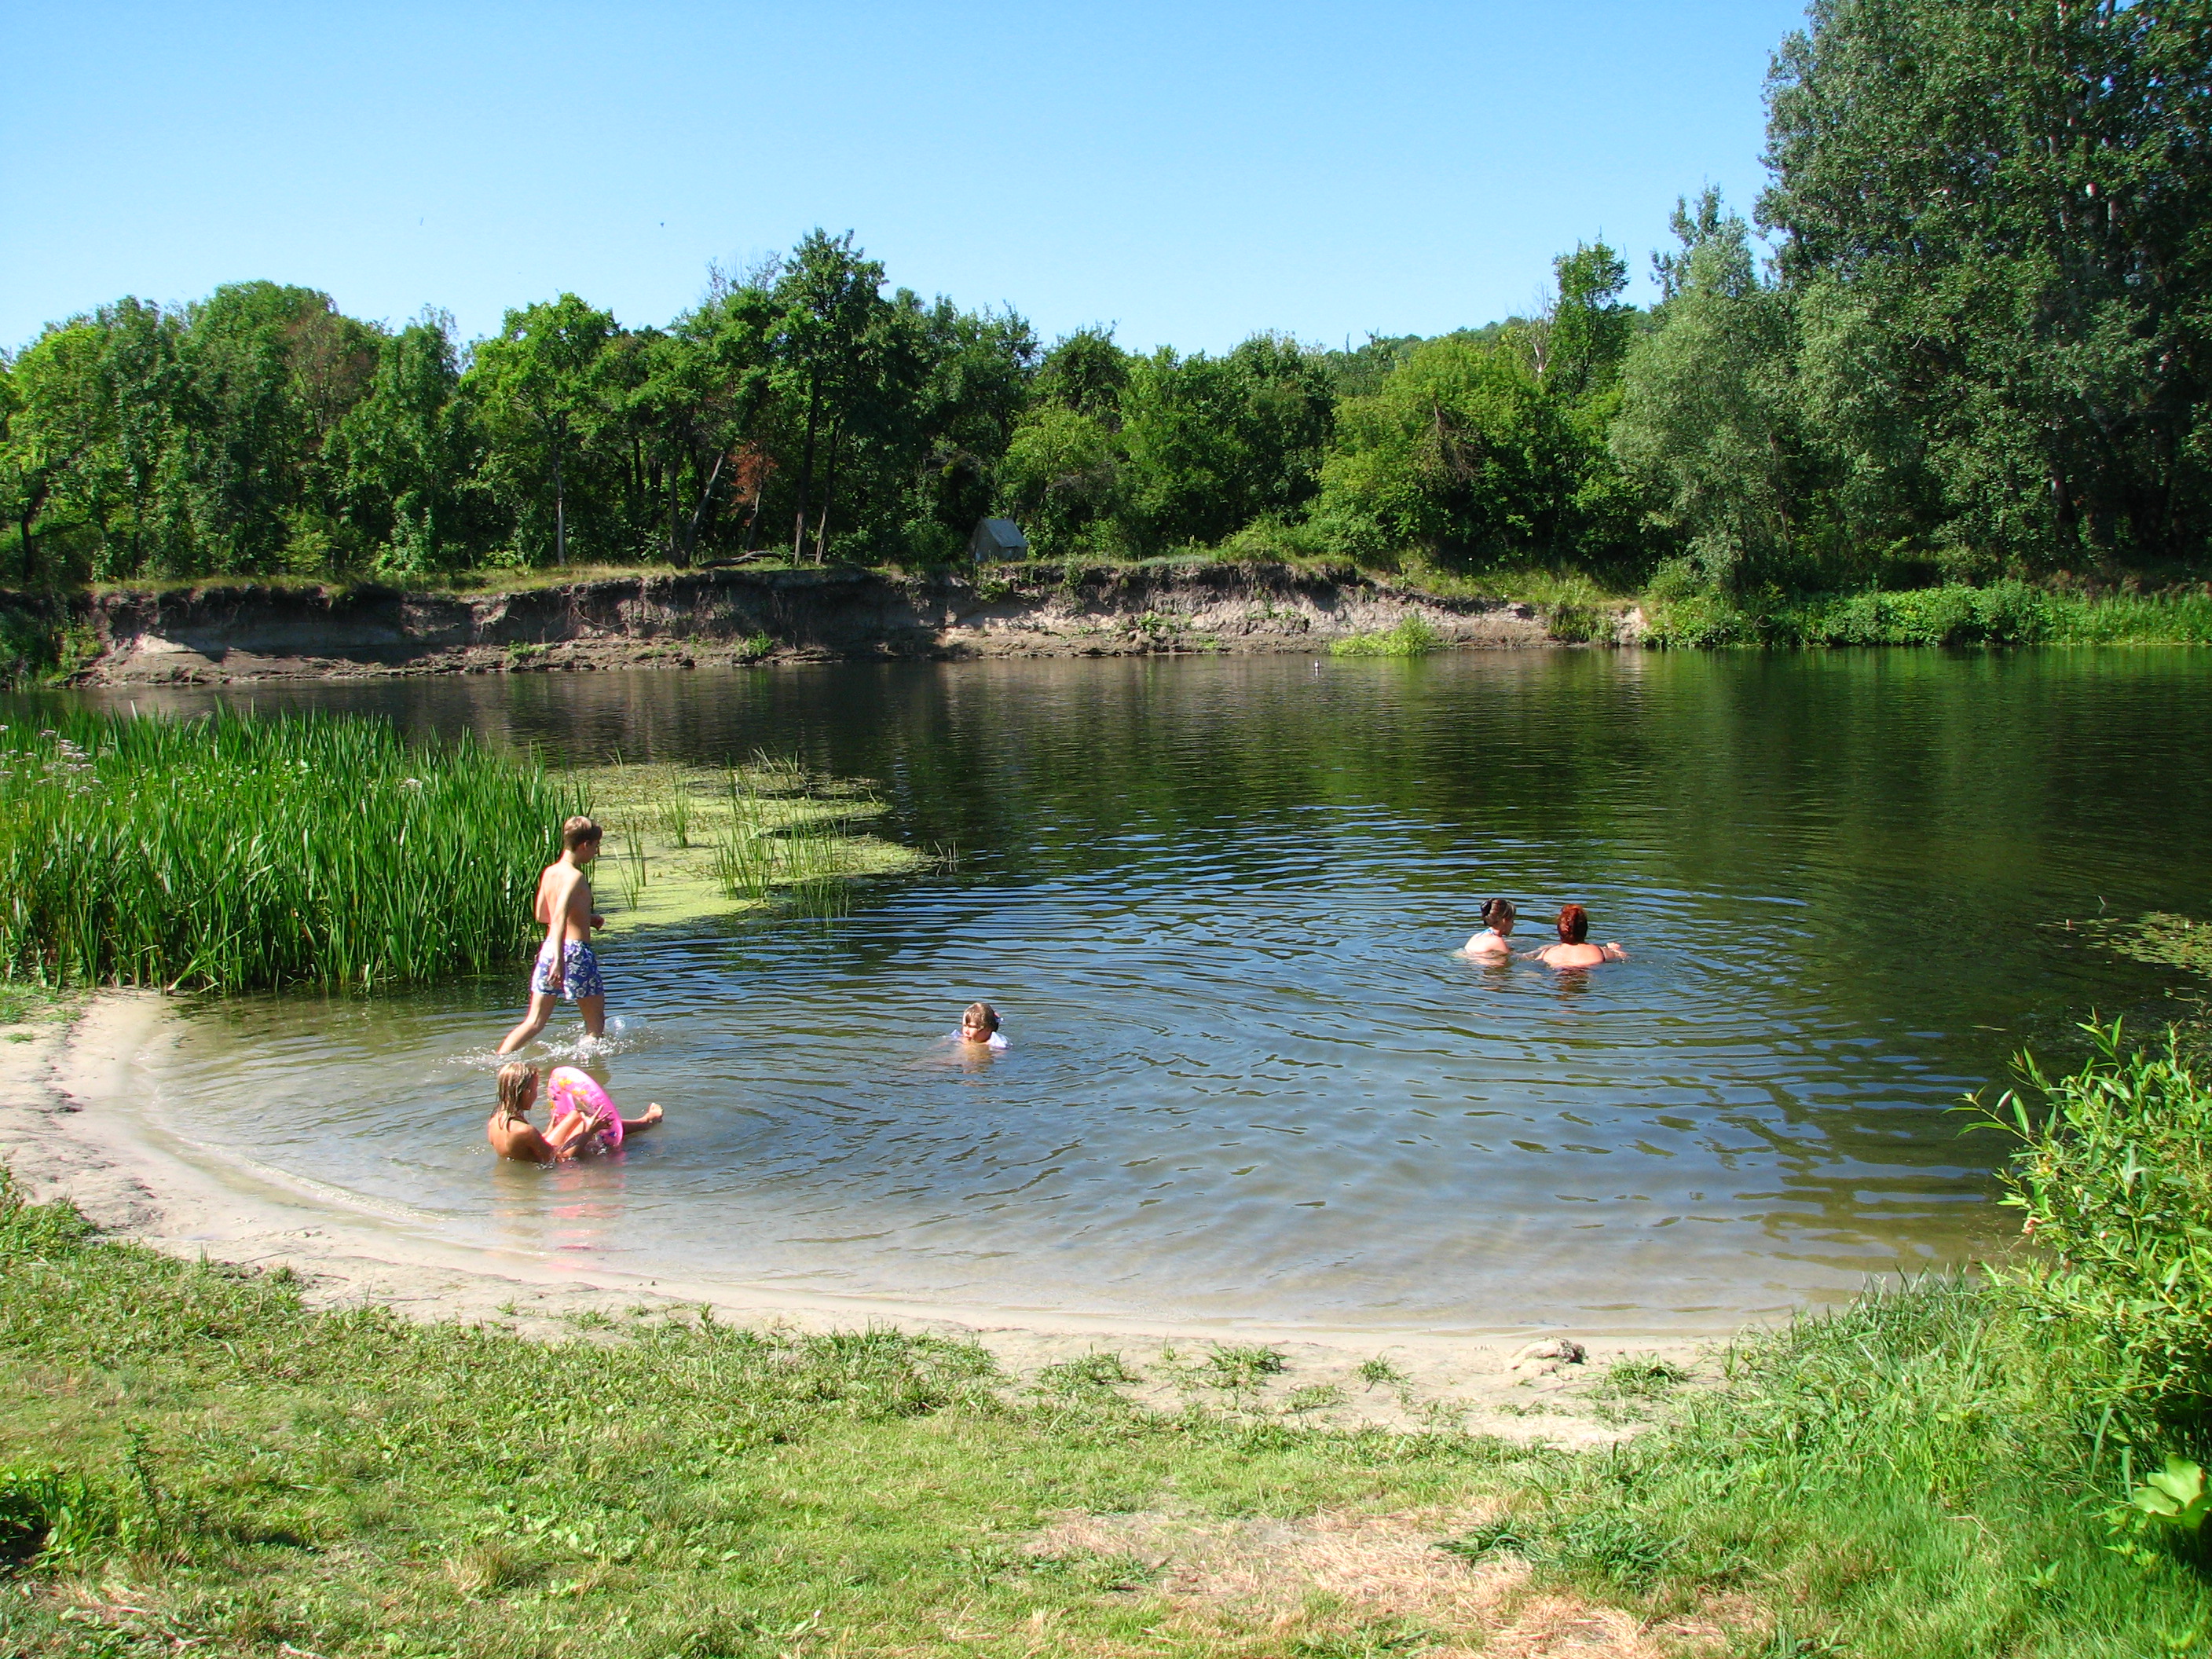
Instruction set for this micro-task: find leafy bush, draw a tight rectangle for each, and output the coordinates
[1970,1023,2212,1415]
[1641,580,2212,650]
[1328,616,1444,657]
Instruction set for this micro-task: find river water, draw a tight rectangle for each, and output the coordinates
[76,649,2212,1335]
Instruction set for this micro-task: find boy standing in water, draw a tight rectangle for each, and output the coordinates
[497,815,607,1054]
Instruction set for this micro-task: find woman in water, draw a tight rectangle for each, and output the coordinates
[486,1061,663,1163]
[1525,903,1628,969]
[1463,898,1518,956]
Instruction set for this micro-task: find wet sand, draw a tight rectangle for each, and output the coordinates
[2,993,1721,1444]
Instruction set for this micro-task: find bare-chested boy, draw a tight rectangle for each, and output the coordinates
[496,815,608,1055]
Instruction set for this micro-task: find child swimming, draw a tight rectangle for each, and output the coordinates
[486,1061,664,1163]
[956,1002,1007,1049]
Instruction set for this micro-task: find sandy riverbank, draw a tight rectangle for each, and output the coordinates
[53,562,1578,685]
[2,992,1712,1442]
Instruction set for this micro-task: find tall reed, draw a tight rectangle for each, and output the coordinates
[710,789,863,917]
[0,709,580,992]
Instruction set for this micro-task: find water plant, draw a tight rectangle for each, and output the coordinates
[582,757,919,927]
[1328,615,1444,657]
[655,764,694,847]
[0,708,578,992]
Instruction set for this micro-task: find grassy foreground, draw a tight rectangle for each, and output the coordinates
[3,1168,2209,1654]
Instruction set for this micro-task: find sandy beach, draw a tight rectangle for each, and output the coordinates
[1,991,1719,1443]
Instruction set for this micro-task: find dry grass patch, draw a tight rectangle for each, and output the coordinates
[1026,1507,1745,1657]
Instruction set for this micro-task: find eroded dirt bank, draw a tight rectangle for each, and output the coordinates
[67,561,1565,685]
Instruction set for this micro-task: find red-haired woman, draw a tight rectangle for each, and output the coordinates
[1525,904,1628,969]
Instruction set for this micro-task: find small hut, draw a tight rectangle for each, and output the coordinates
[969,518,1028,562]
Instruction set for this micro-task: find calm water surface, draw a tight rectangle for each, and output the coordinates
[78,650,2212,1333]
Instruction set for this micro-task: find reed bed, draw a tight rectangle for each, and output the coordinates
[0,709,578,992]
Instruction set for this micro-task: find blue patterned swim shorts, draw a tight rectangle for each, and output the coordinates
[530,939,605,1001]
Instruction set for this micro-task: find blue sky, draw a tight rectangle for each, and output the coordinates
[4,1,1807,356]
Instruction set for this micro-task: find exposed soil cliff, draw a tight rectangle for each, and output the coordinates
[66,561,1565,684]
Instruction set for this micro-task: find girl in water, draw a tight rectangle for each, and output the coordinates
[1526,903,1628,969]
[957,1002,1007,1049]
[1463,898,1518,956]
[486,1062,663,1163]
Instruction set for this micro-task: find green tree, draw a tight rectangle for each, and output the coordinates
[1761,0,2212,573]
[333,311,485,575]
[471,294,619,566]
[175,283,378,574]
[897,299,1038,562]
[9,303,192,580]
[1116,335,1335,551]
[639,283,780,562]
[1317,332,1551,558]
[769,232,888,562]
[999,405,1122,554]
[997,329,1133,555]
[0,344,104,584]
[1611,196,1806,592]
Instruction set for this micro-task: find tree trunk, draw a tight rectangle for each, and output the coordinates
[553,424,568,567]
[791,375,823,561]
[684,450,727,563]
[668,459,683,564]
[811,418,846,564]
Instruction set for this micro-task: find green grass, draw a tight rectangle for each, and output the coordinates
[14,1016,2212,1659]
[1327,616,1445,657]
[5,1159,2208,1657]
[0,1170,1527,1659]
[0,982,80,1028]
[1643,580,2212,648]
[0,712,924,993]
[1459,1276,2212,1655]
[0,709,580,992]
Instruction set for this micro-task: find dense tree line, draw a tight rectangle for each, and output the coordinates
[4,0,2207,595]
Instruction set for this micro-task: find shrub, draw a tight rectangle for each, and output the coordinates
[1328,615,1444,657]
[1969,1023,2212,1416]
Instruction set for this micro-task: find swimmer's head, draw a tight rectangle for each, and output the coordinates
[1481,898,1516,932]
[961,1001,1001,1040]
[1555,904,1589,944]
[562,815,602,857]
[496,1062,540,1120]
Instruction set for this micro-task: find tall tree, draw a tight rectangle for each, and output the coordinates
[471,294,618,566]
[1761,0,2212,572]
[1117,335,1335,551]
[769,232,886,562]
[334,311,484,574]
[176,283,377,573]
[1612,197,1807,591]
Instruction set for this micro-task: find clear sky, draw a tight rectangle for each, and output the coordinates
[4,1,1808,356]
